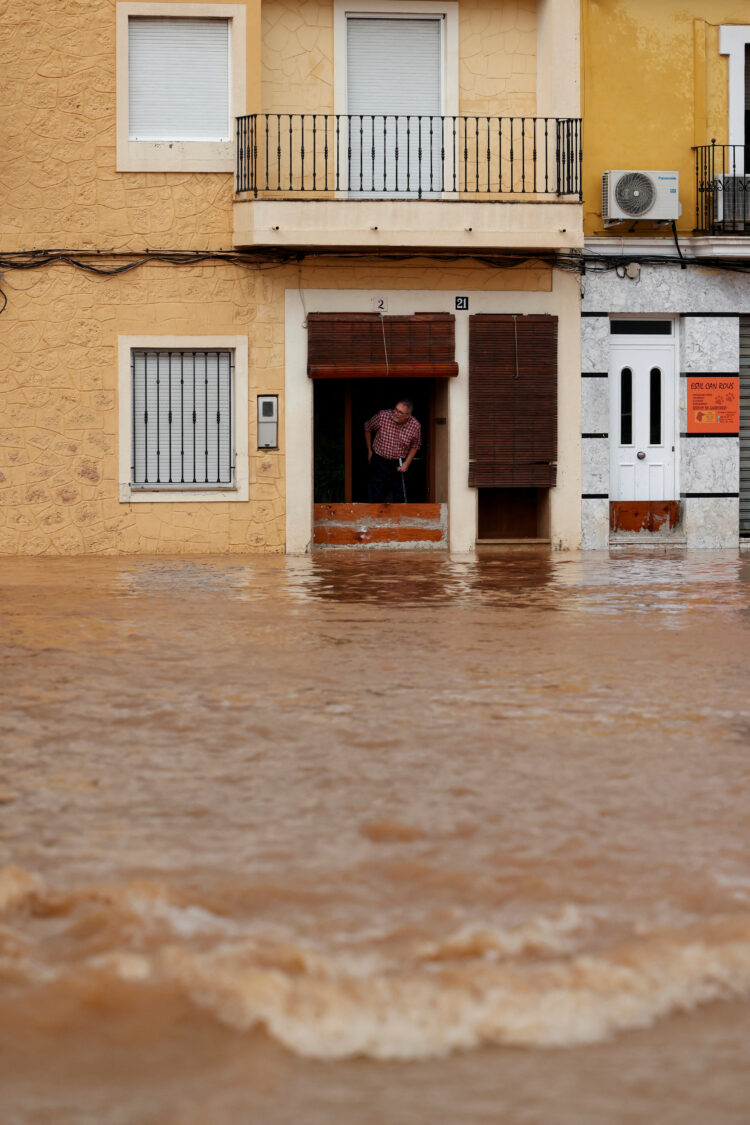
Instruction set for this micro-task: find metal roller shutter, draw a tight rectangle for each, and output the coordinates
[128,17,230,141]
[346,16,442,195]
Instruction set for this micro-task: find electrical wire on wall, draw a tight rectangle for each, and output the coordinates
[3,244,750,318]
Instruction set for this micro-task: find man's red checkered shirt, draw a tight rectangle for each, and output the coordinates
[365,410,421,460]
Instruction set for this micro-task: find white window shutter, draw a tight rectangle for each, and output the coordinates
[346,17,442,195]
[128,17,230,142]
[346,17,442,116]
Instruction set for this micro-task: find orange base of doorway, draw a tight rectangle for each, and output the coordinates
[610,501,682,534]
[313,503,447,548]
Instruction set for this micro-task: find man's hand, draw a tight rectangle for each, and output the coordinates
[367,449,373,462]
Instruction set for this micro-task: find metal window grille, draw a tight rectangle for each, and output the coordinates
[131,350,234,488]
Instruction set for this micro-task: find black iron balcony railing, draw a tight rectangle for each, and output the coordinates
[236,114,582,199]
[695,143,750,233]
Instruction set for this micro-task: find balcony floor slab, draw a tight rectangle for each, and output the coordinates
[233,198,583,253]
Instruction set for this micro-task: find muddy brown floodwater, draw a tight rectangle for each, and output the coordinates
[1,549,750,1124]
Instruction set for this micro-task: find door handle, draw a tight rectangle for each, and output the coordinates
[637,451,646,460]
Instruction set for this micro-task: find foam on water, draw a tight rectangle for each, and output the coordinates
[4,866,750,1060]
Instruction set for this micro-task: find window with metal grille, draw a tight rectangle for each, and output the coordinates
[131,350,234,488]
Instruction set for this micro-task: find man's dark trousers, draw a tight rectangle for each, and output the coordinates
[368,452,406,502]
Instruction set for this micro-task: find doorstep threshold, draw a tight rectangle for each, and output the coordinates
[476,538,551,549]
[609,535,687,548]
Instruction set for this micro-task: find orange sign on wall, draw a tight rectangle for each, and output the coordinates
[687,377,739,434]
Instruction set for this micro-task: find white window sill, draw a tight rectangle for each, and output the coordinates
[120,482,247,503]
[117,139,234,174]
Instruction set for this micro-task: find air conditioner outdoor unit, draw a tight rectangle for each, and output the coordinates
[713,175,750,227]
[602,170,681,224]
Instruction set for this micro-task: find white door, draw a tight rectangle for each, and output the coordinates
[610,343,676,500]
[346,15,443,197]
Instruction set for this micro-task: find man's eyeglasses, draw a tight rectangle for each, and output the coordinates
[393,408,410,417]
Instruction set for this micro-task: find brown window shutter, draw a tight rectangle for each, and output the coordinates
[468,314,558,488]
[307,313,458,378]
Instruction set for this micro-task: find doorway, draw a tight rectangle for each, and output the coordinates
[314,379,437,503]
[610,337,676,503]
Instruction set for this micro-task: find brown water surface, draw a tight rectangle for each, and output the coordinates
[1,550,750,1123]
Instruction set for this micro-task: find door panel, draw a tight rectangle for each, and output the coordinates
[610,345,676,501]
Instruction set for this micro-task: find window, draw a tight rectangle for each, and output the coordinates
[118,336,249,502]
[116,3,246,172]
[333,3,458,123]
[128,18,230,142]
[346,15,443,196]
[719,25,750,149]
[132,350,233,487]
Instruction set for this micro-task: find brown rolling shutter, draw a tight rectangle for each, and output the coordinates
[307,312,458,378]
[469,314,557,488]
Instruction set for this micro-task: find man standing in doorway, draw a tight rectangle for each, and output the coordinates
[364,399,422,502]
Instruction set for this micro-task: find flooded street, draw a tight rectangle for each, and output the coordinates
[2,549,750,1124]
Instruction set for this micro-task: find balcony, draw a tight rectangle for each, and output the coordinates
[233,114,583,253]
[695,144,750,235]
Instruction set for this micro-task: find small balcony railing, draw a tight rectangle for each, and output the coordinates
[236,114,582,199]
[695,143,750,233]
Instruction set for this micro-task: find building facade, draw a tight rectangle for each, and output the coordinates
[580,1,750,549]
[2,0,582,555]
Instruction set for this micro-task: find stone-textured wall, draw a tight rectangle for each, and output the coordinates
[1,253,550,556]
[580,274,744,550]
[460,0,536,116]
[2,0,547,556]
[262,0,334,114]
[0,259,287,556]
[260,0,537,115]
[1,0,235,251]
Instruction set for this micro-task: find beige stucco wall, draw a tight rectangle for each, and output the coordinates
[1,0,263,250]
[2,0,578,557]
[1,257,562,556]
[261,0,537,116]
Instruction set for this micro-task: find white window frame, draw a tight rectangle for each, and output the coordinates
[333,0,458,119]
[333,0,458,201]
[719,25,750,147]
[118,335,249,502]
[116,2,246,172]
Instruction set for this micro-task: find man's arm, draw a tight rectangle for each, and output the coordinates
[397,446,418,472]
[364,412,381,462]
[398,424,421,472]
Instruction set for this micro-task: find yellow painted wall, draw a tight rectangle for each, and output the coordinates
[261,0,537,116]
[582,1,747,236]
[1,0,553,556]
